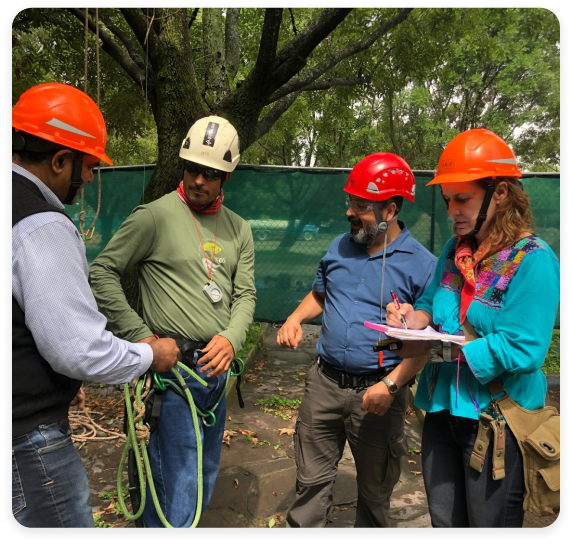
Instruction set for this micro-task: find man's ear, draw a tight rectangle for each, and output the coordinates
[385,201,398,221]
[51,150,73,174]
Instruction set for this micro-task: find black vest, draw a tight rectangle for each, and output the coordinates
[12,172,81,438]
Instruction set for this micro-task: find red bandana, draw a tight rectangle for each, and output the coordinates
[454,235,499,324]
[176,181,223,215]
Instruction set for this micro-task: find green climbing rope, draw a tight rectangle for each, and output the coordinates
[117,357,245,528]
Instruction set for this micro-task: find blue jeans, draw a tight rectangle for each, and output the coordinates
[12,419,94,527]
[422,410,525,527]
[143,367,227,528]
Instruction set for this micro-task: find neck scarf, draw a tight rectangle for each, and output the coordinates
[177,180,223,215]
[454,234,499,324]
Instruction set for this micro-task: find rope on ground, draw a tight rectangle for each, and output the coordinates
[69,409,126,442]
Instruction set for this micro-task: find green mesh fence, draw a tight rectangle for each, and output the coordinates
[66,166,560,325]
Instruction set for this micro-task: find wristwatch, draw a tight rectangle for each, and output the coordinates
[382,376,399,395]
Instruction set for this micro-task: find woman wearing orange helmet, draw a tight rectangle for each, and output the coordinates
[386,129,559,527]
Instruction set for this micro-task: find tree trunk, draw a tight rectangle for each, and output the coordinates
[143,9,208,204]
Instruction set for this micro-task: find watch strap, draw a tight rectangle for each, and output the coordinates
[382,376,399,394]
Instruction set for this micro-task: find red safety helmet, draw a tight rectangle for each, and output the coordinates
[344,152,415,202]
[12,82,113,165]
[427,128,520,186]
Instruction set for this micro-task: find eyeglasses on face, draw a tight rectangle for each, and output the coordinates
[184,161,225,181]
[345,196,375,213]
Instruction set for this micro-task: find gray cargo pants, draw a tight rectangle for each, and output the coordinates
[285,361,409,528]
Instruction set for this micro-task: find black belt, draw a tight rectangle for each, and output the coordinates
[155,333,207,367]
[155,333,245,409]
[318,357,394,390]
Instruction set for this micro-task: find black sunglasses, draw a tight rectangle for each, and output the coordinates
[184,161,225,181]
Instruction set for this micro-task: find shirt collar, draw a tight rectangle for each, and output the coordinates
[350,220,415,258]
[12,163,65,211]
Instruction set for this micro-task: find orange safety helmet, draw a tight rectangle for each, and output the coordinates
[12,82,113,165]
[344,152,415,202]
[427,128,520,186]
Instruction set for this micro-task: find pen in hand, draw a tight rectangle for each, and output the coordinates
[390,290,408,329]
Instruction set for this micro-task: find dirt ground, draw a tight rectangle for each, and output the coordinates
[72,374,561,528]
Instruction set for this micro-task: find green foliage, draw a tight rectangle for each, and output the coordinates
[541,330,560,375]
[257,396,302,410]
[13,8,559,173]
[98,488,129,501]
[93,515,111,528]
[243,8,560,171]
[236,322,264,359]
[257,395,302,420]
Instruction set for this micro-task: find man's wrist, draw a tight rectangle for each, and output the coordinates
[381,376,399,395]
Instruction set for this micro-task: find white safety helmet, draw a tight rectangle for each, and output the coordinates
[179,115,240,172]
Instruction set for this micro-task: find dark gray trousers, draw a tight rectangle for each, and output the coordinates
[286,362,409,528]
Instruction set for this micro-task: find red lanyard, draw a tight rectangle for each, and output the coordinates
[188,209,220,281]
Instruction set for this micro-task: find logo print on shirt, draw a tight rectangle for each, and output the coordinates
[200,241,224,275]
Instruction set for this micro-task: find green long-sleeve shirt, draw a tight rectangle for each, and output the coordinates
[89,191,256,354]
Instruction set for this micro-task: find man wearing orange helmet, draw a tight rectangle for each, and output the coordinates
[277,153,436,527]
[12,83,180,527]
[90,116,256,527]
[386,129,559,527]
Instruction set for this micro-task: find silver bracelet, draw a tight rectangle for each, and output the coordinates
[427,341,443,363]
[442,341,452,362]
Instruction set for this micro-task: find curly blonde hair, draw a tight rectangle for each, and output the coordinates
[479,178,535,249]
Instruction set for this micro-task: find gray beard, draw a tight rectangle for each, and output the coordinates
[352,223,380,246]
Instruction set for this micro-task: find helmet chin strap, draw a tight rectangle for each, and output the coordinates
[372,205,397,234]
[469,182,497,237]
[63,159,84,205]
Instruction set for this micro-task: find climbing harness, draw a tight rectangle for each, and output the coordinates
[117,348,244,528]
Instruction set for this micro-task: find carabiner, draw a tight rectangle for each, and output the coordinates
[231,357,245,376]
[201,410,216,428]
[153,372,167,391]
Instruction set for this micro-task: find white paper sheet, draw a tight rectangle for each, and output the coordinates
[363,321,466,345]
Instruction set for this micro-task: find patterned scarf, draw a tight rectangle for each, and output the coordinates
[454,234,499,324]
[177,180,224,215]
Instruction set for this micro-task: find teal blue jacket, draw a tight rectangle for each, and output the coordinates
[414,235,559,420]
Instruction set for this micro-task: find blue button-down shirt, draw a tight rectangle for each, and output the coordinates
[12,163,152,384]
[313,223,437,374]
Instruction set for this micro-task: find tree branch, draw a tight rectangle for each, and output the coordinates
[252,91,301,144]
[288,8,298,35]
[203,8,227,106]
[249,8,283,87]
[67,8,146,89]
[94,9,146,71]
[269,8,413,101]
[225,8,241,83]
[120,8,160,62]
[188,8,200,29]
[267,9,352,95]
[268,77,367,104]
